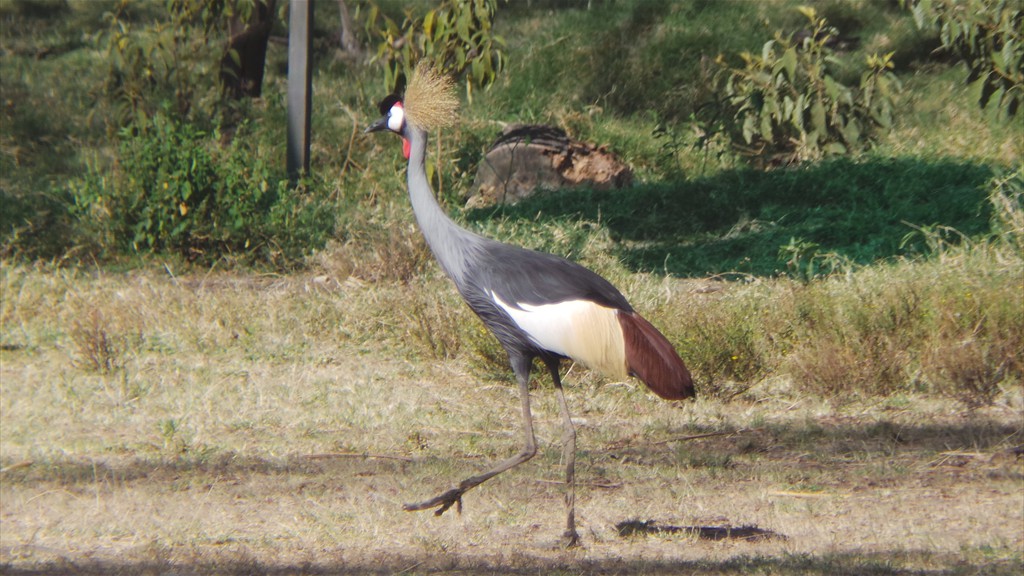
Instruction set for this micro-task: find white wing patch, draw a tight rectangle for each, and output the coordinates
[491,292,628,380]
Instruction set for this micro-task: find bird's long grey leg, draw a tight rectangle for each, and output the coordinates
[404,354,538,516]
[545,358,580,548]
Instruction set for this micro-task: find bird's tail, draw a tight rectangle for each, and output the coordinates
[618,311,695,400]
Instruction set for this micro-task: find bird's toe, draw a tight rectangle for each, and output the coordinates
[403,487,465,516]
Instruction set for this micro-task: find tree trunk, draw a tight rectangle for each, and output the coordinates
[337,0,361,56]
[220,0,277,99]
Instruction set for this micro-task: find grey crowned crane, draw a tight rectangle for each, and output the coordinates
[365,63,695,546]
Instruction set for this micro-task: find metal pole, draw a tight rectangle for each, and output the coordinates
[287,0,314,181]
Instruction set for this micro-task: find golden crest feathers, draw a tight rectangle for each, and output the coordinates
[404,62,459,131]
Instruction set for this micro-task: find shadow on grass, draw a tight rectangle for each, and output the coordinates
[2,418,1018,487]
[0,450,407,487]
[2,549,1021,575]
[598,416,1023,483]
[464,157,996,277]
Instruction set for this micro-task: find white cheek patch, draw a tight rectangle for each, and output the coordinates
[491,292,628,380]
[387,104,405,132]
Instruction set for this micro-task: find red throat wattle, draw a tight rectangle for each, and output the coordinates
[402,138,411,159]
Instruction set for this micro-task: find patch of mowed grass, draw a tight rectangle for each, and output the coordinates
[464,157,996,277]
[0,552,1021,576]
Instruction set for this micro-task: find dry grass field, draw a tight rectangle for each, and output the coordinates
[1,264,1021,575]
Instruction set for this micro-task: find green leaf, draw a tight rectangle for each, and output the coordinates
[457,12,471,42]
[760,111,774,139]
[876,75,891,95]
[823,75,840,100]
[877,107,892,128]
[471,58,482,82]
[824,142,847,155]
[811,98,826,136]
[779,47,797,80]
[797,5,817,23]
[992,48,1006,72]
[1001,39,1018,75]
[423,10,435,37]
[840,117,860,144]
[742,116,756,144]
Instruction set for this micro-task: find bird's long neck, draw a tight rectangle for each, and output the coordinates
[405,124,481,283]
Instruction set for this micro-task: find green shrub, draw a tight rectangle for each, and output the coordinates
[904,0,1023,117]
[717,7,901,166]
[71,114,334,267]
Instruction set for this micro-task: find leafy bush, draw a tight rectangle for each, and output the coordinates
[99,1,217,128]
[904,0,1023,117]
[71,114,334,267]
[362,0,505,98]
[716,7,901,166]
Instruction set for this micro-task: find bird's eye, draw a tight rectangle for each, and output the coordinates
[387,104,405,132]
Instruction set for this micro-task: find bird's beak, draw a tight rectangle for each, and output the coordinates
[364,115,389,134]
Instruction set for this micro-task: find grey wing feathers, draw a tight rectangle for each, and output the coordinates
[472,242,633,312]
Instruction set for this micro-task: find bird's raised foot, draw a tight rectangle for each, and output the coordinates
[403,487,464,516]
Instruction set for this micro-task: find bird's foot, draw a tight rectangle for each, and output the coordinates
[403,487,464,516]
[561,528,581,549]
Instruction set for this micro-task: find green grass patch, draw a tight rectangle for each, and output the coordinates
[465,157,995,276]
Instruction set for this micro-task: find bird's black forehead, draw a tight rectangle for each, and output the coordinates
[377,93,402,115]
